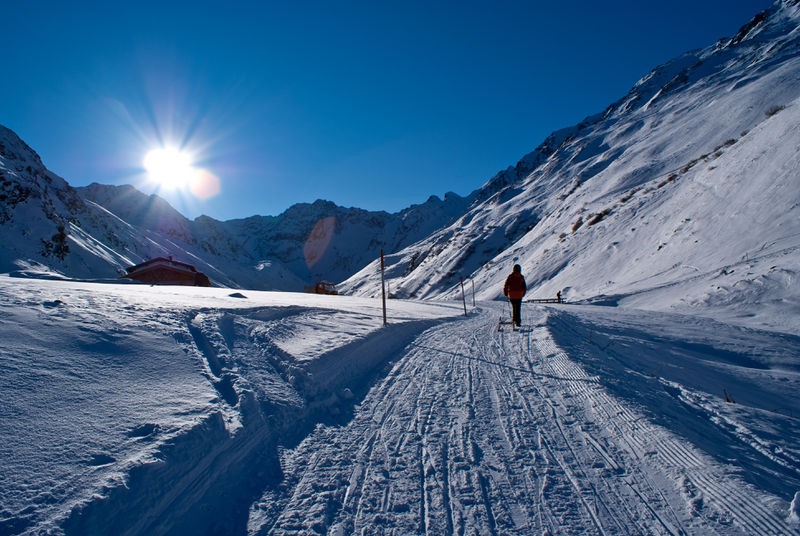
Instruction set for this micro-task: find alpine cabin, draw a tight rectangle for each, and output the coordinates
[124,257,211,287]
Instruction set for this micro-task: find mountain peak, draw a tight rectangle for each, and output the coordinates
[0,125,45,169]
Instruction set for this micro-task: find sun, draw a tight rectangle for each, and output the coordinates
[143,147,197,189]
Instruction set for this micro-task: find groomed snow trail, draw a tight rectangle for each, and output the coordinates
[253,305,798,536]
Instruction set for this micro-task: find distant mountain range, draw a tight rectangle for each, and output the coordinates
[2,0,799,331]
[0,125,472,290]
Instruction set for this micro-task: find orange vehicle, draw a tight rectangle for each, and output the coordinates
[304,281,338,295]
[316,281,338,295]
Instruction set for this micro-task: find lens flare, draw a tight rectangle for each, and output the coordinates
[190,169,221,200]
[304,217,336,268]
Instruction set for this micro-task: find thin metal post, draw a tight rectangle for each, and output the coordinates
[380,249,387,326]
[471,279,475,308]
[460,277,467,316]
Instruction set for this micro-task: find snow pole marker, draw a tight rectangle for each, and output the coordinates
[471,279,475,308]
[460,277,467,316]
[381,249,387,326]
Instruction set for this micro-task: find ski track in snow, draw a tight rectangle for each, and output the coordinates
[2,278,798,535]
[255,304,799,536]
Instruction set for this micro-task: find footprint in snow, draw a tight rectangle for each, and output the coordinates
[126,423,159,438]
[87,454,115,466]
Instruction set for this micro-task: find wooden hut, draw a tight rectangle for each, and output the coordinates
[124,256,211,287]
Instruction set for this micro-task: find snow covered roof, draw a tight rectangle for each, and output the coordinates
[125,257,200,275]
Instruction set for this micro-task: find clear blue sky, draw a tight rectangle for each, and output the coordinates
[1,1,774,220]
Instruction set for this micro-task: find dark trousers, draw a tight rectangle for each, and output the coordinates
[509,298,522,326]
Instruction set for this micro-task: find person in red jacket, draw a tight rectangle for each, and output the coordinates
[503,264,527,327]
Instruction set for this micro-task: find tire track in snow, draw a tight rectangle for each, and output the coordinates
[528,336,699,535]
[532,335,701,530]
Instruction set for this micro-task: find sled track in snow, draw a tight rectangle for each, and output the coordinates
[258,307,798,535]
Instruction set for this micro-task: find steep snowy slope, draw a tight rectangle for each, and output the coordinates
[340,0,800,333]
[0,126,145,280]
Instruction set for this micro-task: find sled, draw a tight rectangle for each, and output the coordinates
[497,316,516,332]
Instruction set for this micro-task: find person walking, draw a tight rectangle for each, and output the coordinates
[503,264,527,327]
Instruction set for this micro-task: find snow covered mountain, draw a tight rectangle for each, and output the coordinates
[3,1,799,337]
[0,140,288,290]
[215,192,473,289]
[340,0,800,333]
[0,127,471,290]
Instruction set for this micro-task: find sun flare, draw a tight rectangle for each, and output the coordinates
[143,148,196,189]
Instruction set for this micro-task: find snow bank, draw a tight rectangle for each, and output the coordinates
[0,277,461,535]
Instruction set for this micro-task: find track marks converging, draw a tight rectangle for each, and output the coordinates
[259,307,798,535]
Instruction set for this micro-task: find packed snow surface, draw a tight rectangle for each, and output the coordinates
[1,277,798,535]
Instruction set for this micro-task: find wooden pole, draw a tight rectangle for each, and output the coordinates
[460,277,467,316]
[381,249,387,326]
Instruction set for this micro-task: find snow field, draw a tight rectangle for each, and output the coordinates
[1,277,798,535]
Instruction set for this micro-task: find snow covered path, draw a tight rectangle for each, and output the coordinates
[254,305,799,536]
[2,278,798,535]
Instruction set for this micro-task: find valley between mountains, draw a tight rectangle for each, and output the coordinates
[2,2,800,535]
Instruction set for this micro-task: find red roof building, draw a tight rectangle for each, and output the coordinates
[124,257,211,287]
